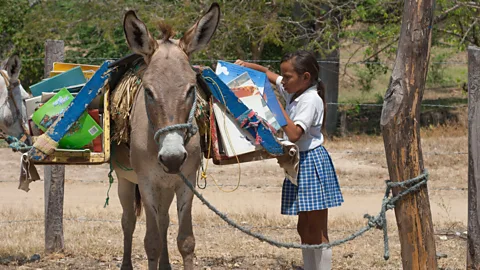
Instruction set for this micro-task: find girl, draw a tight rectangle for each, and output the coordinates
[235,51,343,270]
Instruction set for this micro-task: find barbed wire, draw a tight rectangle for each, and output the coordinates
[0,180,467,192]
[19,57,469,65]
[0,149,468,164]
[0,218,341,232]
[326,102,467,108]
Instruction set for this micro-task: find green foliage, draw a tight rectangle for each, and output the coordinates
[1,0,478,95]
[427,53,454,88]
[355,57,389,92]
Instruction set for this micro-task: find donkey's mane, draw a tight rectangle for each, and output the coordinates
[157,21,174,42]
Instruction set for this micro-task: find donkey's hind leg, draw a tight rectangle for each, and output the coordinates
[118,177,138,270]
[175,173,196,270]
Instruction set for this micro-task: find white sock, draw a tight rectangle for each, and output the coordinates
[316,248,332,270]
[302,249,315,270]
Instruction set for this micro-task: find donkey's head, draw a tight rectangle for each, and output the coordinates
[0,55,31,143]
[124,3,220,173]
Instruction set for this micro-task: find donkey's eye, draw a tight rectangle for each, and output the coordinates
[145,87,154,99]
[186,85,196,99]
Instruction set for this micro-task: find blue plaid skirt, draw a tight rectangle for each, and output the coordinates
[281,145,343,215]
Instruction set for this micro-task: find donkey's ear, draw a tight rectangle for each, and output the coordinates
[179,3,220,55]
[4,55,21,80]
[123,10,158,62]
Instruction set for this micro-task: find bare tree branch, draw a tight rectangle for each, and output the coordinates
[461,18,478,45]
[343,44,365,76]
[434,4,462,24]
[437,28,477,44]
[463,1,480,9]
[362,38,399,63]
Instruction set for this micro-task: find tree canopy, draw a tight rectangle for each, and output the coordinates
[1,0,478,90]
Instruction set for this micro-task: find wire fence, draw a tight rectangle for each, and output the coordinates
[326,102,467,109]
[20,57,469,66]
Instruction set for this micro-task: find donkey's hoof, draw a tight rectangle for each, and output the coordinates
[159,263,172,270]
[120,262,133,270]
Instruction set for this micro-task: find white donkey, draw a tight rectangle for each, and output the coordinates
[113,4,220,270]
[0,55,31,144]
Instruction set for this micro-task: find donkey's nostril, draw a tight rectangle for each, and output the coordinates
[158,151,187,174]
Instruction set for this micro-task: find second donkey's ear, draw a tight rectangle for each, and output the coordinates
[179,3,220,56]
[4,55,22,81]
[123,10,158,63]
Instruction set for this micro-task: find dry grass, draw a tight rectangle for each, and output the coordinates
[0,41,470,268]
[0,121,469,269]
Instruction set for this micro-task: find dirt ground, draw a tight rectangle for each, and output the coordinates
[0,123,469,269]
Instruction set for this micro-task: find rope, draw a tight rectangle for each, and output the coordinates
[199,79,244,193]
[104,146,133,207]
[178,170,429,260]
[153,89,198,145]
[104,160,115,208]
[5,136,32,152]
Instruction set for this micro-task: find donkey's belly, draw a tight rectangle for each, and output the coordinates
[114,166,138,184]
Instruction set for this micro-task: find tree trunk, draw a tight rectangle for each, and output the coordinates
[468,45,480,270]
[380,0,437,269]
[43,40,66,253]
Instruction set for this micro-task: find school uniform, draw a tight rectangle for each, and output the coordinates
[276,76,343,215]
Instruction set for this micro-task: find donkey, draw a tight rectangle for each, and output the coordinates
[0,55,31,144]
[113,4,220,270]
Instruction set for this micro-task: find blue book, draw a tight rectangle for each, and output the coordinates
[215,61,287,127]
[30,66,86,97]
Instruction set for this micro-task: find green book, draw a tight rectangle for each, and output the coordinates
[32,88,103,149]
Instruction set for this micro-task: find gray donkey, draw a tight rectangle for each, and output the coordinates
[113,4,220,270]
[0,4,220,269]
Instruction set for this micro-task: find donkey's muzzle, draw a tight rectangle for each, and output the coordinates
[158,152,187,174]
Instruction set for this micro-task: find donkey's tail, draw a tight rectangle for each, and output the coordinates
[135,184,142,217]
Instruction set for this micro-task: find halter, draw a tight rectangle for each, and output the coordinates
[109,53,200,147]
[148,86,198,146]
[0,70,20,91]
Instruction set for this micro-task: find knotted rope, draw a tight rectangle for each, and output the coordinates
[177,170,429,260]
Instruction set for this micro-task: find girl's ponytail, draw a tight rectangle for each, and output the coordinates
[317,79,327,135]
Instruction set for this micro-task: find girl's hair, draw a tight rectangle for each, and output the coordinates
[281,50,327,133]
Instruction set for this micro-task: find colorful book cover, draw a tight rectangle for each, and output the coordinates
[32,88,103,149]
[215,61,287,127]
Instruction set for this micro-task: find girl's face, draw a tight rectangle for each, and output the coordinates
[280,59,311,94]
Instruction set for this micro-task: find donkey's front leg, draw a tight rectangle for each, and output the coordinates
[175,173,196,270]
[142,187,174,270]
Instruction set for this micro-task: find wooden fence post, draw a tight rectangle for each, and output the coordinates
[380,0,437,269]
[468,45,480,269]
[43,40,65,253]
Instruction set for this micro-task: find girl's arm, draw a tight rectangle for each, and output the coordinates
[234,60,280,85]
[279,105,304,143]
[234,60,303,142]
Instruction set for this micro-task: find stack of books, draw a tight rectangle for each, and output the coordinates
[213,61,286,157]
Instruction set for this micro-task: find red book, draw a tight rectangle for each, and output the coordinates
[88,109,102,152]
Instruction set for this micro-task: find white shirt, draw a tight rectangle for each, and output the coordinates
[276,76,324,152]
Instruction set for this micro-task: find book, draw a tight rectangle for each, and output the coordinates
[226,72,260,98]
[212,102,262,157]
[31,88,103,149]
[29,66,87,97]
[215,61,287,127]
[88,109,103,152]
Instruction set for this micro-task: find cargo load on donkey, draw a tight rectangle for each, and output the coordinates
[1,54,299,190]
